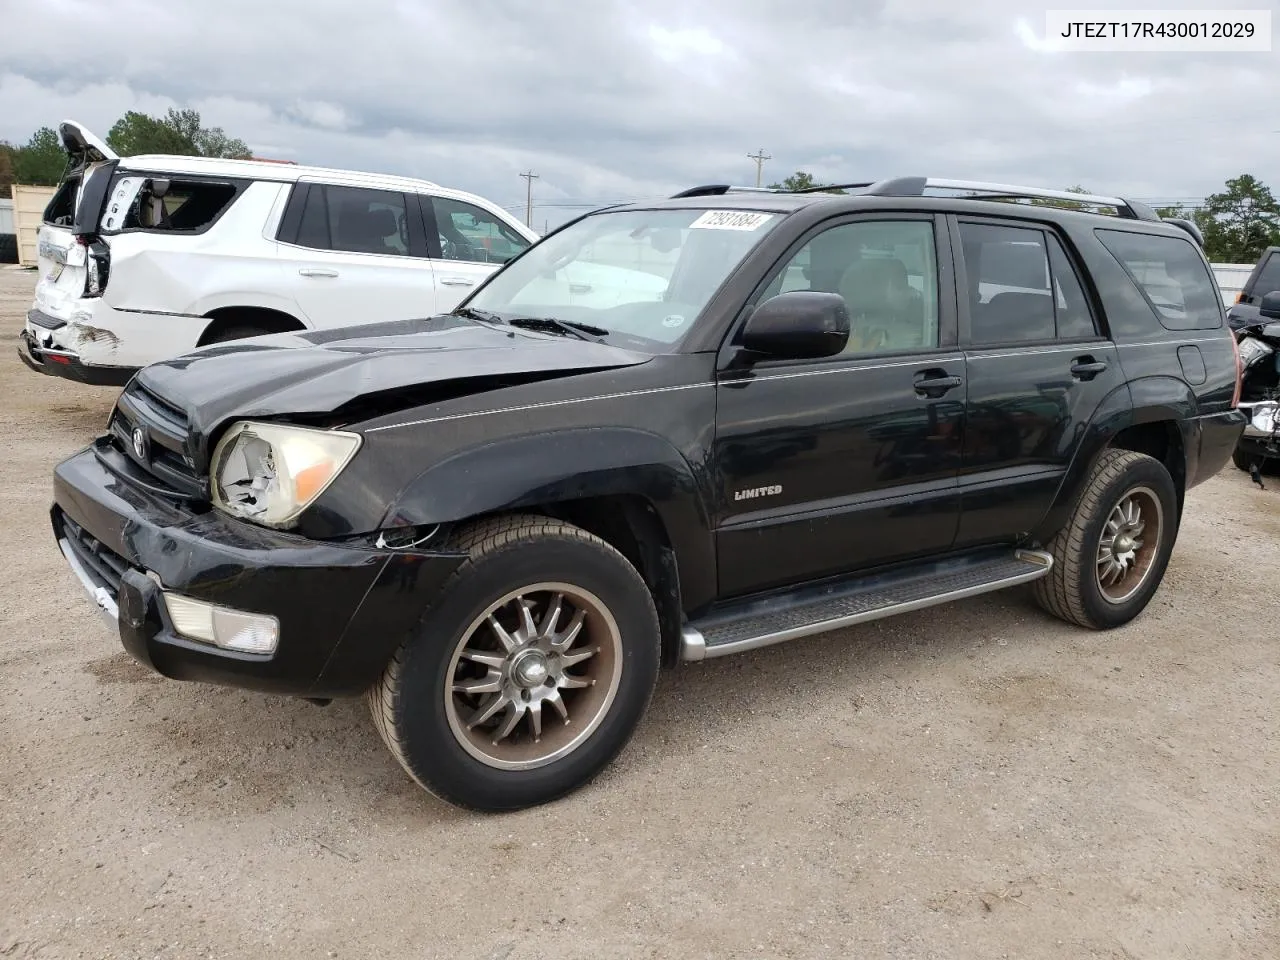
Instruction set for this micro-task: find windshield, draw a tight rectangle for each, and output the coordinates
[463,207,782,351]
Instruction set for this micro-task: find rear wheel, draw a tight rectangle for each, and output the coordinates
[1034,449,1178,630]
[368,514,661,811]
[1232,446,1254,471]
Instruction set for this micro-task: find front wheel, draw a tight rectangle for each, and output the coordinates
[368,515,661,811]
[1033,449,1178,630]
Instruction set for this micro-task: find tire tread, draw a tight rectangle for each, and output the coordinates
[367,513,658,808]
[1033,448,1156,629]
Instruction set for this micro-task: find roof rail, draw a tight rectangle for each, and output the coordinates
[861,177,1162,222]
[792,182,875,194]
[669,184,781,198]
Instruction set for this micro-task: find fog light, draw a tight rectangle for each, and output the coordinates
[162,593,280,655]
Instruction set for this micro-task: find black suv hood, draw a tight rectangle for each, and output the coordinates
[134,315,652,439]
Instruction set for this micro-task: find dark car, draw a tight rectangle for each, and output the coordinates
[1226,245,1280,330]
[49,176,1245,811]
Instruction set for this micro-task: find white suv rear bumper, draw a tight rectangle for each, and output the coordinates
[22,297,208,372]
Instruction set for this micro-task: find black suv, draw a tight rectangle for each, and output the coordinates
[1226,245,1280,329]
[50,177,1244,811]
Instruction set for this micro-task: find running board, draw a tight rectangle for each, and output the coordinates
[680,549,1053,662]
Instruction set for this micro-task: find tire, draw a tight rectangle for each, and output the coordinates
[1033,449,1179,630]
[1232,446,1253,472]
[204,324,270,345]
[368,514,661,812]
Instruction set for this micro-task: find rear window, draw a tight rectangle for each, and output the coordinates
[42,177,80,226]
[1250,252,1280,300]
[1095,229,1223,330]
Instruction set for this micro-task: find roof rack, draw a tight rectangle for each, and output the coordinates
[792,182,875,194]
[669,184,781,198]
[861,177,1161,222]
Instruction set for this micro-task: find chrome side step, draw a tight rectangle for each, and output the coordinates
[680,549,1052,662]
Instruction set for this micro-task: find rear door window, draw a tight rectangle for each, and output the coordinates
[288,184,413,256]
[958,222,1099,343]
[959,222,1056,343]
[1095,229,1223,330]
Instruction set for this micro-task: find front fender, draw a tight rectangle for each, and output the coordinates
[381,427,717,608]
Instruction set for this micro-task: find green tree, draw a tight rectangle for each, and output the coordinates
[107,110,196,157]
[1192,175,1280,263]
[768,171,846,193]
[0,143,14,198]
[107,108,251,159]
[10,127,67,186]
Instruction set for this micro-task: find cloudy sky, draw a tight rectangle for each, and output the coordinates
[2,0,1276,229]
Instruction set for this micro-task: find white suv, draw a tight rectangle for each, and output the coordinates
[20,120,539,386]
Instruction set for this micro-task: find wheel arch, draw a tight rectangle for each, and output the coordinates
[198,305,308,345]
[1031,376,1195,542]
[381,426,718,664]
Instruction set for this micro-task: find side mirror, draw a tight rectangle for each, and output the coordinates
[1258,291,1280,319]
[741,291,850,360]
[1262,322,1280,339]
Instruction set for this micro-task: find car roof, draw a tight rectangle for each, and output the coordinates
[118,153,438,189]
[114,154,539,238]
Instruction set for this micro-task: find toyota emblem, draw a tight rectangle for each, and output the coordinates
[131,427,149,461]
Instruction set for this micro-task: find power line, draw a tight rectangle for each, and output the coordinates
[747,147,771,188]
[519,171,538,227]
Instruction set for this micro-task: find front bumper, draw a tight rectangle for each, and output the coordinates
[52,442,467,697]
[20,325,138,387]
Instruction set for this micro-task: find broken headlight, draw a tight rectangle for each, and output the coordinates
[210,421,362,529]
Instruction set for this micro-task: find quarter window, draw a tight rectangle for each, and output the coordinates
[430,197,530,264]
[759,219,940,355]
[1095,228,1223,330]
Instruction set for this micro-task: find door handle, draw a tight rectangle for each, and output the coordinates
[440,277,475,287]
[298,268,338,278]
[913,369,964,398]
[1070,357,1108,380]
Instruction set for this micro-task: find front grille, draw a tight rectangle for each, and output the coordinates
[60,512,130,595]
[109,381,205,498]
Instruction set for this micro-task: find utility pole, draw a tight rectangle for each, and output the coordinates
[519,171,538,227]
[747,148,771,188]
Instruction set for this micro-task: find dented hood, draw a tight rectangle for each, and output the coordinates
[134,316,653,440]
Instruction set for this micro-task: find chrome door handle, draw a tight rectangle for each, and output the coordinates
[298,268,338,278]
[440,277,475,286]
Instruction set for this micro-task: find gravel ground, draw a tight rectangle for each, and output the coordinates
[0,265,1277,960]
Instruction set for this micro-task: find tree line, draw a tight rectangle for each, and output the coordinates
[767,170,1280,265]
[0,108,251,198]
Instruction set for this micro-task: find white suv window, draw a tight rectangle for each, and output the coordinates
[430,197,531,265]
[296,184,412,257]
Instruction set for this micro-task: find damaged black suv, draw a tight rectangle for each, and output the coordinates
[50,177,1244,811]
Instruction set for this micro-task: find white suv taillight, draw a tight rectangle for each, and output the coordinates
[82,238,110,297]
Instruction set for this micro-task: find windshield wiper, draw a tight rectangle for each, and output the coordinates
[507,316,609,342]
[454,306,505,327]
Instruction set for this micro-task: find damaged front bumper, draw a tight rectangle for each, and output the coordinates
[52,442,468,698]
[20,310,137,386]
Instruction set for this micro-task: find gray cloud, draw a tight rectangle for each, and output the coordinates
[2,0,1276,227]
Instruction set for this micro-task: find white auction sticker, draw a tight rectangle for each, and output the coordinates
[689,210,775,231]
[1043,9,1271,51]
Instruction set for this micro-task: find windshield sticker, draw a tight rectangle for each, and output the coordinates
[662,314,686,328]
[689,210,774,231]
